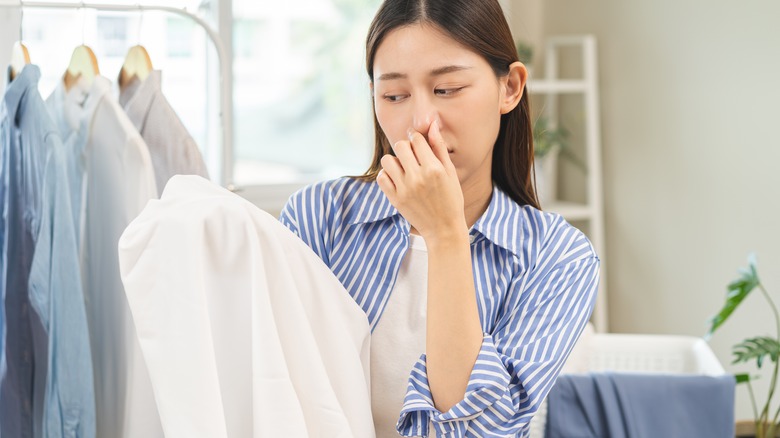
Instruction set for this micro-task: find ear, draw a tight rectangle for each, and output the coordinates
[499,61,527,115]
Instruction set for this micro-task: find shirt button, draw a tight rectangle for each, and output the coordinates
[469,235,476,244]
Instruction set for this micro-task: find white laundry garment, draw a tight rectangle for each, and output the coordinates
[46,76,162,438]
[118,175,375,438]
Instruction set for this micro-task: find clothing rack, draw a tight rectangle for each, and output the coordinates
[0,0,234,186]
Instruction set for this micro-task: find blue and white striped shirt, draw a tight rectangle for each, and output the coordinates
[280,177,599,437]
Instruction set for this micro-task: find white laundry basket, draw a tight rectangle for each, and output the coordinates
[528,332,727,438]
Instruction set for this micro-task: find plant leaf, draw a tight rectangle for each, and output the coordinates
[734,373,752,384]
[705,253,760,338]
[732,336,780,368]
[515,40,533,63]
[533,116,569,158]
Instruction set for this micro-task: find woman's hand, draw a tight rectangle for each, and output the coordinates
[376,121,467,242]
[379,121,483,412]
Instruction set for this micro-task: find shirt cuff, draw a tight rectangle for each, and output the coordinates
[396,334,511,437]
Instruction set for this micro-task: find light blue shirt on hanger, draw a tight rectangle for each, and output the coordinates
[0,64,95,438]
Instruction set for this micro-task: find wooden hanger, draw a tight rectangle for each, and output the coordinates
[119,45,152,91]
[9,41,31,82]
[63,44,100,92]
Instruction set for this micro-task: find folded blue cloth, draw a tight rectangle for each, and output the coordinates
[546,372,735,438]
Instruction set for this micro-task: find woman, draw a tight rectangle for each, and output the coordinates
[280,0,600,436]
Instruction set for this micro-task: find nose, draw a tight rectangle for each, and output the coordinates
[411,96,438,139]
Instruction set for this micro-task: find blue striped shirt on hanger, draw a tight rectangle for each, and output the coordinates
[280,177,600,438]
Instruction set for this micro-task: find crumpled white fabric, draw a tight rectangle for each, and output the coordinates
[118,175,375,438]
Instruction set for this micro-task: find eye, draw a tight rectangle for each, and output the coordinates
[434,86,466,97]
[383,94,409,103]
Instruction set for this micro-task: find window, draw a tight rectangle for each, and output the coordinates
[232,0,380,186]
[96,16,129,57]
[166,16,195,58]
[16,0,217,177]
[9,0,382,208]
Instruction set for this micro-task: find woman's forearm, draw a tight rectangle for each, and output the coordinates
[425,231,484,413]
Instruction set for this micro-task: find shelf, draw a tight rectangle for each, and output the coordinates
[544,201,592,221]
[527,79,588,94]
[531,35,607,333]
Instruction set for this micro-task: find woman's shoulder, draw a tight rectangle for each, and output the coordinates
[283,176,379,221]
[518,203,570,233]
[519,204,598,264]
[288,176,374,204]
[480,189,597,265]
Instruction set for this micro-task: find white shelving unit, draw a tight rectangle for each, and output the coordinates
[528,35,608,332]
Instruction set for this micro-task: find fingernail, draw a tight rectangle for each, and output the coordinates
[407,128,415,141]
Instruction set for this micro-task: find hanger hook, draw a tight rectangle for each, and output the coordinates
[19,0,23,42]
[137,2,144,46]
[80,1,86,45]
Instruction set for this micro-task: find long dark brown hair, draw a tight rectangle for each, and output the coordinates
[355,0,539,209]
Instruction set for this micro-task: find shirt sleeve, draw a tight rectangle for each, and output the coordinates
[397,228,600,437]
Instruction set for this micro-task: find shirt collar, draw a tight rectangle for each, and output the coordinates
[61,74,110,127]
[118,75,141,108]
[348,180,400,225]
[470,186,528,258]
[348,179,528,258]
[83,74,111,111]
[45,74,109,150]
[119,70,161,131]
[3,64,41,125]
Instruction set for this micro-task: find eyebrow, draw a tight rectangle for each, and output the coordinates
[376,65,472,81]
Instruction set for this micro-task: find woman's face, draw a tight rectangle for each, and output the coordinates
[372,23,519,190]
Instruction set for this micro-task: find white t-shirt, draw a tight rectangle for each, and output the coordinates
[371,234,429,438]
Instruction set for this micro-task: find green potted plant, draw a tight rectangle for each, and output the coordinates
[707,254,780,438]
[533,116,568,159]
[516,40,533,63]
[532,116,586,205]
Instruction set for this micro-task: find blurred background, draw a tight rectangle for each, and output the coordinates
[1,0,779,423]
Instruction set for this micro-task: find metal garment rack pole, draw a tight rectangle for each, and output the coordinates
[0,0,234,186]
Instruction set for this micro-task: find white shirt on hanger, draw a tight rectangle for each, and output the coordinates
[46,75,161,438]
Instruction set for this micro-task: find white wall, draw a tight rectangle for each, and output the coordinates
[508,0,544,55]
[520,0,780,421]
